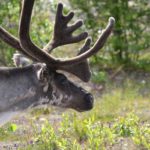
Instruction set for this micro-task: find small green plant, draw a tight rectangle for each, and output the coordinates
[34,121,58,149]
[112,113,150,149]
[113,113,139,137]
[132,123,150,149]
[7,123,17,132]
[0,123,17,141]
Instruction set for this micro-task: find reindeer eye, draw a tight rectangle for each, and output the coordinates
[59,76,67,84]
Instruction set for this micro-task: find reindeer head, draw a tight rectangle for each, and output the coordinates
[0,0,115,112]
[48,71,94,111]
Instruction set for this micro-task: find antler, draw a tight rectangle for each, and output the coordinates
[43,3,88,52]
[19,0,115,67]
[0,0,115,69]
[43,3,92,81]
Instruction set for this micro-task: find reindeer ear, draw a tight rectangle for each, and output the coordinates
[13,51,32,67]
[59,38,92,82]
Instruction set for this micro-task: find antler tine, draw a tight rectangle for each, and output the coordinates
[43,3,88,53]
[78,37,92,55]
[0,27,36,61]
[19,0,115,67]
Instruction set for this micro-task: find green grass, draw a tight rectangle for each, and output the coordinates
[0,77,150,149]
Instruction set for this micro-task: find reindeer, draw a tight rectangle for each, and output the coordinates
[0,0,115,124]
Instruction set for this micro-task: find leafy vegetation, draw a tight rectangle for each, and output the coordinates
[30,113,149,150]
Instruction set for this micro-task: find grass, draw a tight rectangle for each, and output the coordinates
[0,75,150,149]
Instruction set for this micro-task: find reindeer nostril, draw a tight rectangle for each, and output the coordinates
[84,94,93,104]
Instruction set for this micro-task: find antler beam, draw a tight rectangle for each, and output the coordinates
[0,27,36,61]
